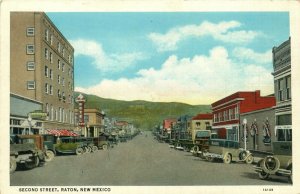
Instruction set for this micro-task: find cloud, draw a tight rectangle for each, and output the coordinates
[232,47,272,64]
[75,46,274,105]
[70,39,147,72]
[148,21,261,52]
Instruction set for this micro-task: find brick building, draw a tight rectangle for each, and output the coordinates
[211,90,276,144]
[10,12,75,134]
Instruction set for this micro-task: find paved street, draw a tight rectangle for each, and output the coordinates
[10,131,290,186]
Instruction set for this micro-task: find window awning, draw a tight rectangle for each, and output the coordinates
[46,129,79,136]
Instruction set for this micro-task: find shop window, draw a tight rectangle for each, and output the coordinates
[27,27,34,36]
[277,129,292,141]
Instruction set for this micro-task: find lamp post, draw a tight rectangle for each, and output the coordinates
[243,118,247,150]
[28,114,32,135]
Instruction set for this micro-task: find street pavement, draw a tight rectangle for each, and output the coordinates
[10,131,291,186]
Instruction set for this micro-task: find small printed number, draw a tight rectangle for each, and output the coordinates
[263,188,273,191]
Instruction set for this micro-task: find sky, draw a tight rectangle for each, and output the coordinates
[47,12,290,105]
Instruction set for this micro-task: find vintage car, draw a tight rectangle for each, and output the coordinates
[93,135,110,150]
[203,139,254,164]
[191,130,214,158]
[41,134,56,162]
[10,135,46,173]
[254,141,292,183]
[55,136,85,155]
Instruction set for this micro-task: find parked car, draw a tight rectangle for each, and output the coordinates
[55,136,85,155]
[41,134,56,162]
[191,130,214,158]
[203,139,254,164]
[10,135,46,173]
[93,135,110,150]
[254,141,292,183]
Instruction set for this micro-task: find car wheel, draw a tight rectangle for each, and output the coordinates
[258,171,269,180]
[245,154,254,164]
[223,153,232,164]
[45,150,55,162]
[10,157,17,173]
[261,156,280,174]
[102,144,108,150]
[92,146,98,152]
[25,156,39,169]
[75,147,84,155]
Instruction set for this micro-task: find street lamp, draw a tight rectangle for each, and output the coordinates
[28,114,32,135]
[243,118,247,150]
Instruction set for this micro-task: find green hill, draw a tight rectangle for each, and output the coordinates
[74,92,211,130]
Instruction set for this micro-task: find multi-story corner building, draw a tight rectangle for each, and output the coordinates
[272,38,292,142]
[211,90,276,143]
[10,12,75,134]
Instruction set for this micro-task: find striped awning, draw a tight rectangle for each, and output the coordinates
[46,129,79,136]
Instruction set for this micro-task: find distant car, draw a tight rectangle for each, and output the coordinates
[254,141,292,183]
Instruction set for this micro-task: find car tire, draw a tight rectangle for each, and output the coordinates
[45,150,55,162]
[288,165,292,184]
[75,147,84,155]
[223,153,232,164]
[10,157,17,173]
[261,156,280,174]
[245,154,254,164]
[92,146,98,152]
[258,171,269,180]
[102,144,108,150]
[206,156,214,162]
[25,156,39,169]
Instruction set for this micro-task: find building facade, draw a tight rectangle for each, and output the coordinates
[211,90,276,143]
[74,108,105,137]
[272,38,292,142]
[10,12,75,134]
[190,113,213,142]
[240,107,276,152]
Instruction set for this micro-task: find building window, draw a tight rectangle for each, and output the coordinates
[62,63,65,72]
[57,89,61,98]
[286,76,291,100]
[45,66,49,77]
[49,69,53,79]
[58,75,61,84]
[51,105,54,121]
[27,81,35,89]
[57,42,61,52]
[46,103,49,120]
[45,48,49,59]
[218,112,222,122]
[62,77,65,86]
[278,78,284,101]
[49,85,53,95]
[54,109,57,121]
[62,108,64,122]
[27,61,35,70]
[196,122,201,127]
[26,45,34,54]
[62,92,65,101]
[45,29,49,41]
[50,35,53,45]
[229,109,233,120]
[277,129,292,141]
[45,83,49,94]
[58,59,61,69]
[50,52,53,63]
[234,106,239,119]
[59,107,62,122]
[62,48,65,57]
[26,27,34,36]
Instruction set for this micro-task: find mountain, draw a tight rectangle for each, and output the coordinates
[74,92,211,130]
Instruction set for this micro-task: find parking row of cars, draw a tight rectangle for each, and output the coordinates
[10,132,131,173]
[154,130,292,184]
